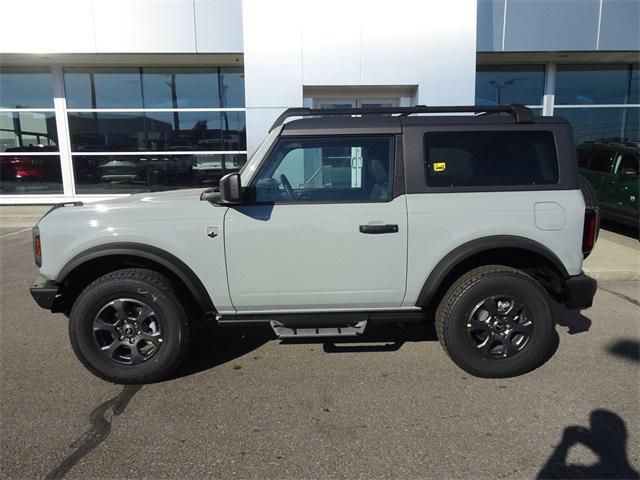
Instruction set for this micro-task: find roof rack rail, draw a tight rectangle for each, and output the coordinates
[269,104,534,131]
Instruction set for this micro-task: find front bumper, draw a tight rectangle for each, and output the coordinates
[30,276,60,310]
[564,273,597,309]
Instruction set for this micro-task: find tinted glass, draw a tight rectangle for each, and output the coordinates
[68,112,146,151]
[424,131,558,187]
[555,64,639,105]
[0,112,58,152]
[144,111,246,151]
[69,111,246,152]
[585,149,616,173]
[475,65,545,105]
[615,152,639,175]
[65,68,143,109]
[0,68,54,108]
[0,153,62,194]
[72,153,246,194]
[254,136,394,202]
[65,67,245,109]
[555,107,640,146]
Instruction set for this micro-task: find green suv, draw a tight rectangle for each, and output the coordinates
[577,142,639,228]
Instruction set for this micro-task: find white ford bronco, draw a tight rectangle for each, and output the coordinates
[30,105,599,384]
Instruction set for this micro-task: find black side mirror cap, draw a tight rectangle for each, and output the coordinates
[218,172,243,204]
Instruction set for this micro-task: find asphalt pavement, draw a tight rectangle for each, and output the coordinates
[1,227,639,480]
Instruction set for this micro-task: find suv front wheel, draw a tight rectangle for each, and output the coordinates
[436,265,554,378]
[69,268,190,384]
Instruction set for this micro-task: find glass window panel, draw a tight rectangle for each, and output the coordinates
[0,153,63,194]
[475,65,545,106]
[0,68,54,108]
[254,136,395,203]
[0,112,58,152]
[424,131,559,187]
[555,64,638,105]
[73,153,246,193]
[64,68,143,109]
[144,111,246,151]
[631,65,639,105]
[68,112,146,151]
[142,67,245,108]
[555,107,640,147]
[219,68,245,108]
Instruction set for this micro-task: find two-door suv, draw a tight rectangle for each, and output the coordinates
[30,105,599,384]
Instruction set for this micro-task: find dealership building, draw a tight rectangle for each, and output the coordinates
[0,0,638,204]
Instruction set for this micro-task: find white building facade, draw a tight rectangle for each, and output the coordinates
[0,0,638,203]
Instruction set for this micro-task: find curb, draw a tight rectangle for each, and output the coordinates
[584,268,640,282]
[0,217,42,229]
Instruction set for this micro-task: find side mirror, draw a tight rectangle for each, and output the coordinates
[219,172,243,204]
[620,168,639,180]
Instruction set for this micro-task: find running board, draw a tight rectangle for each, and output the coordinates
[217,310,424,327]
[270,320,367,338]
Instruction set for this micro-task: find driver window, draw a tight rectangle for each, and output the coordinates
[254,136,394,203]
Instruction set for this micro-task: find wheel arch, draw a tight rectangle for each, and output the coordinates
[416,235,570,310]
[55,242,215,316]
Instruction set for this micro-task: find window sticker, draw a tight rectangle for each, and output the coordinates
[433,162,446,172]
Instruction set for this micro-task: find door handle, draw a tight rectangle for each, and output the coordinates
[359,224,399,234]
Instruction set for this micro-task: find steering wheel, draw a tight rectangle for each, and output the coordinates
[279,174,297,200]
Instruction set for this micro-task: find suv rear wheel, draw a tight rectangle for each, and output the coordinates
[436,265,554,378]
[69,268,190,384]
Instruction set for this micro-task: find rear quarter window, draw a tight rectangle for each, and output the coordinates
[424,131,559,188]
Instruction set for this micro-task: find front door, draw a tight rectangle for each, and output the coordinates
[224,134,407,312]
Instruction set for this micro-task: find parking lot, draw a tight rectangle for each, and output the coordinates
[1,226,638,480]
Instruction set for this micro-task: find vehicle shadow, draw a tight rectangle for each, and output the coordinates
[607,339,640,363]
[169,323,274,380]
[552,301,592,335]
[172,302,590,379]
[282,321,438,353]
[537,409,640,479]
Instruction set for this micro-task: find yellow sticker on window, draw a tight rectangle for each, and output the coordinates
[433,162,446,172]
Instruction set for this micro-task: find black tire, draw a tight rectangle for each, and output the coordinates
[69,268,190,384]
[578,174,597,208]
[436,265,554,378]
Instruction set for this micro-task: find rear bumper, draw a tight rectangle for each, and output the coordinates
[563,273,597,309]
[30,276,59,310]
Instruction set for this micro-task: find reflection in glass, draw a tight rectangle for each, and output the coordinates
[64,67,245,109]
[69,112,246,152]
[72,154,246,194]
[0,153,63,194]
[144,111,246,151]
[0,112,58,152]
[476,65,545,105]
[555,107,639,145]
[68,112,146,151]
[555,64,639,105]
[0,68,54,108]
[64,68,143,109]
[142,67,244,108]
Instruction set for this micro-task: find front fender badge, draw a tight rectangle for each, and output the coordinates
[205,225,220,239]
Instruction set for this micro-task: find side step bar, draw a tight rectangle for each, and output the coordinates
[270,320,367,338]
[217,310,425,338]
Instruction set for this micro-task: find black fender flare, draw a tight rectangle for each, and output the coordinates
[56,242,215,313]
[415,235,570,307]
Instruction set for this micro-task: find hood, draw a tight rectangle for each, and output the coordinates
[39,188,225,228]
